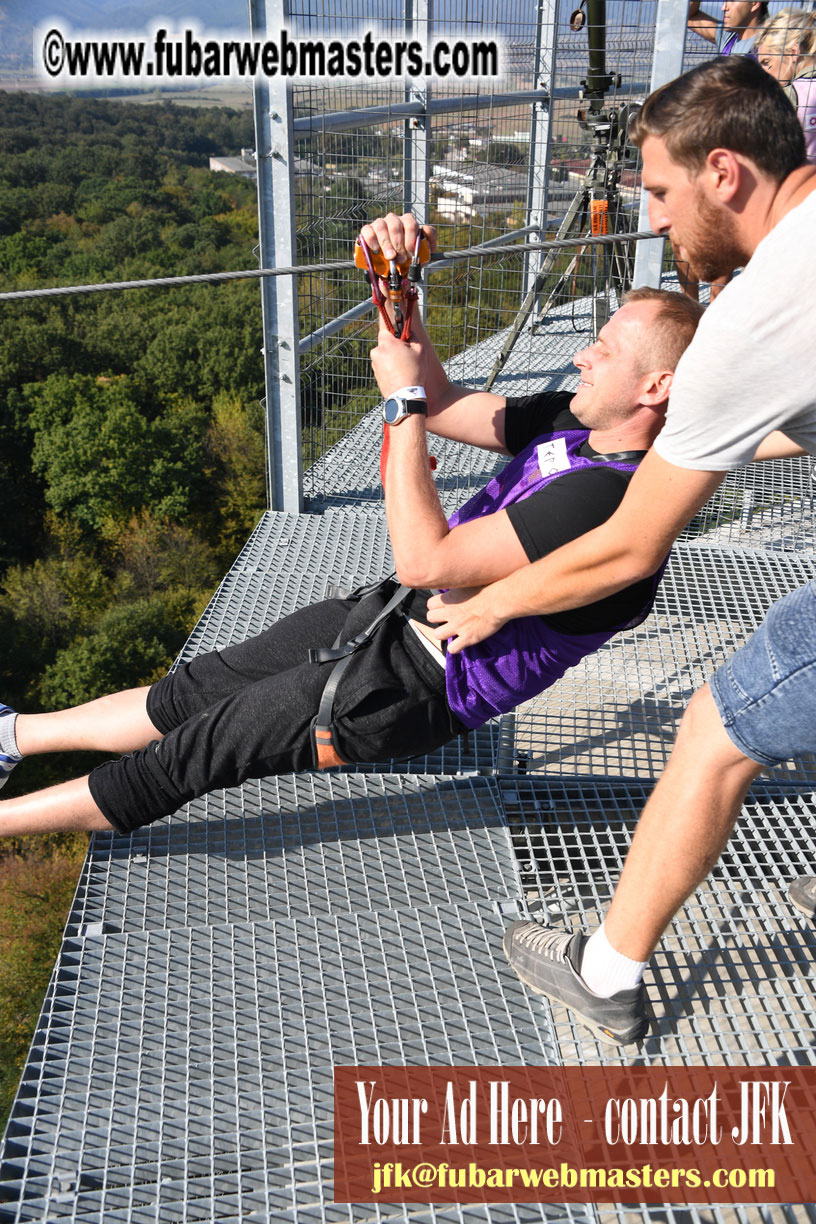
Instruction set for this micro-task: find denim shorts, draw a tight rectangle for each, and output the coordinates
[709,579,816,767]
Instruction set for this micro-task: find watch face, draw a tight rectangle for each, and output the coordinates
[383,394,427,424]
[383,396,403,424]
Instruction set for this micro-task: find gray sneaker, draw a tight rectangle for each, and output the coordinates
[789,875,816,918]
[503,921,648,1046]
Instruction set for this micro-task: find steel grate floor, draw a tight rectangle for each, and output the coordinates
[681,457,816,555]
[598,1208,815,1224]
[509,544,816,784]
[63,774,521,937]
[504,776,816,1069]
[176,510,394,665]
[4,284,816,1223]
[0,901,595,1224]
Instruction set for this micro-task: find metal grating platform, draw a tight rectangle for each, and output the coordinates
[177,510,394,663]
[63,774,520,936]
[228,507,394,578]
[503,776,816,1069]
[0,901,595,1224]
[305,411,508,518]
[597,1207,815,1224]
[508,544,816,783]
[681,458,816,555]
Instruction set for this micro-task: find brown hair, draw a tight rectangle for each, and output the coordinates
[629,56,805,181]
[622,286,704,371]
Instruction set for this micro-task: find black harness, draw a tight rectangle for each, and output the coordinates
[308,578,413,769]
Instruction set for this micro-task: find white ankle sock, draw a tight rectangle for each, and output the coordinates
[0,705,20,759]
[0,705,21,786]
[578,923,648,997]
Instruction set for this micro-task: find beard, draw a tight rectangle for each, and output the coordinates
[676,189,747,282]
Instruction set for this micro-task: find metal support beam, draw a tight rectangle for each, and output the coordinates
[631,0,688,288]
[291,87,654,136]
[251,0,303,513]
[524,0,558,300]
[404,0,432,321]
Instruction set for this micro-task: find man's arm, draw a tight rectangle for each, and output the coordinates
[687,1,719,44]
[371,320,509,451]
[752,431,808,461]
[363,223,527,587]
[426,449,726,650]
[383,409,528,588]
[363,212,510,452]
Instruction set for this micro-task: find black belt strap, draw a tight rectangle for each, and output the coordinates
[310,580,413,769]
[309,580,411,665]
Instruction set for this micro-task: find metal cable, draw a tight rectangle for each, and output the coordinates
[0,230,657,303]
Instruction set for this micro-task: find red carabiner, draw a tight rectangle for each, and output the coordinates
[356,230,436,489]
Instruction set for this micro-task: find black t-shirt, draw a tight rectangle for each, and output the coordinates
[501,390,657,633]
[407,390,660,635]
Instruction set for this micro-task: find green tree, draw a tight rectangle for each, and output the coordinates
[113,509,220,595]
[38,595,192,708]
[1,554,111,652]
[26,374,209,537]
[207,393,266,554]
[474,141,527,166]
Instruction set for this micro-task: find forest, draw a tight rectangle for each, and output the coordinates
[0,93,267,713]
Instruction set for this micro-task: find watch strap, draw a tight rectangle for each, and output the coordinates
[390,384,427,400]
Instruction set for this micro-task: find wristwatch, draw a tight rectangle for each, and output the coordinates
[382,385,428,425]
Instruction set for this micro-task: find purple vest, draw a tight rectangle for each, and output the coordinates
[444,427,661,729]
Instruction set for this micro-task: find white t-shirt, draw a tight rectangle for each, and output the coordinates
[654,189,816,471]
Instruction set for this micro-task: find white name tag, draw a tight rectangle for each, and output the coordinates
[536,437,570,476]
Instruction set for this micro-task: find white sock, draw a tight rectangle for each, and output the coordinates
[0,705,21,786]
[579,922,648,997]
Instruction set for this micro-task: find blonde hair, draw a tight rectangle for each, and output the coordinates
[622,287,704,372]
[756,8,816,74]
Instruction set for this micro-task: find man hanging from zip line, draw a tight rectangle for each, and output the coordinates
[0,214,702,844]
